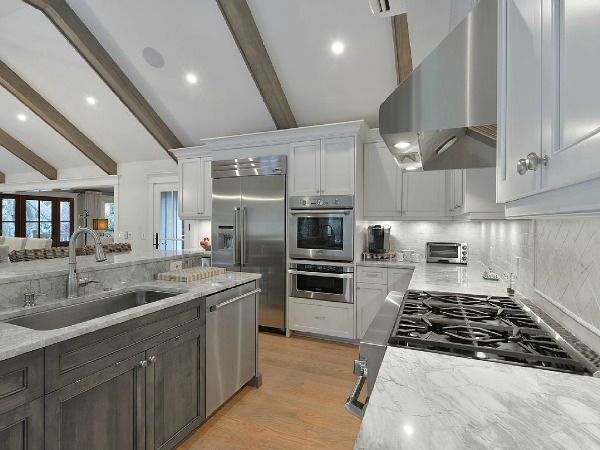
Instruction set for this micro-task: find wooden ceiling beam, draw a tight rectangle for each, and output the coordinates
[0,129,57,179]
[216,0,297,129]
[24,0,181,160]
[0,60,117,175]
[392,13,413,85]
[0,171,5,183]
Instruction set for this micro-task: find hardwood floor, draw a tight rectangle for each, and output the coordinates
[179,332,362,450]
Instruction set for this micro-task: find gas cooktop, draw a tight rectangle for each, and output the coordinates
[389,290,596,376]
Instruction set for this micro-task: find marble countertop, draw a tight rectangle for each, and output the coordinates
[357,260,417,269]
[355,347,600,450]
[0,271,260,362]
[0,248,209,284]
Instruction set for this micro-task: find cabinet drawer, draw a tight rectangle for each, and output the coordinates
[0,350,44,415]
[356,267,388,285]
[289,297,353,339]
[45,298,205,392]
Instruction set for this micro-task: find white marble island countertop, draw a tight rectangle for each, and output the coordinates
[0,271,260,361]
[355,347,600,450]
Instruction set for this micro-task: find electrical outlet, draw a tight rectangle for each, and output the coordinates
[141,232,146,240]
[170,261,183,271]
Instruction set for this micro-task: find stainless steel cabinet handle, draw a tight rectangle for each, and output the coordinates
[241,207,247,266]
[139,360,148,368]
[233,208,241,265]
[289,209,352,215]
[288,270,353,279]
[314,315,326,320]
[345,359,367,419]
[209,288,261,312]
[402,210,407,214]
[517,152,548,175]
[148,356,157,364]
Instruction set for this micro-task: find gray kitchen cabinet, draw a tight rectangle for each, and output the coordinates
[45,352,146,450]
[0,398,44,450]
[145,327,205,450]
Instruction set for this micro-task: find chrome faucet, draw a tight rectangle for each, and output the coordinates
[67,228,107,299]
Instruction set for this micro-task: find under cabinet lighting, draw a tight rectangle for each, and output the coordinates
[186,73,198,84]
[405,166,417,171]
[395,141,411,149]
[17,114,27,122]
[331,41,345,54]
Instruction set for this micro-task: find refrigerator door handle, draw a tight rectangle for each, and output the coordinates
[233,207,241,265]
[241,207,247,266]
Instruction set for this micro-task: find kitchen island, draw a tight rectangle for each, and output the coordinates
[354,261,600,449]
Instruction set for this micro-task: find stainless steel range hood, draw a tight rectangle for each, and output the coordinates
[379,0,497,170]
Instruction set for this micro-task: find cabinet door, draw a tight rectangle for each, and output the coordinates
[387,269,413,294]
[289,141,321,196]
[179,159,201,218]
[356,283,388,340]
[363,143,402,217]
[45,353,146,450]
[541,1,600,190]
[320,137,355,196]
[0,398,43,450]
[401,171,446,217]
[497,0,543,202]
[146,328,205,450]
[200,157,212,218]
[452,169,465,214]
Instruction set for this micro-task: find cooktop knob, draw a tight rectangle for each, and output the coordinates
[301,199,307,205]
[317,199,324,206]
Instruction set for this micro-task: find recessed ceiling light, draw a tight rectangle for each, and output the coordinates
[331,41,345,55]
[186,73,198,84]
[405,166,418,171]
[86,96,96,105]
[17,114,26,122]
[395,141,411,149]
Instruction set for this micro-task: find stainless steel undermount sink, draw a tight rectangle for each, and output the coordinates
[5,289,179,331]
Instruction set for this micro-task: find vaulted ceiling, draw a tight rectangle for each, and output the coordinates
[0,0,476,182]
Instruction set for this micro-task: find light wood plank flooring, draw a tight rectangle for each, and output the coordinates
[180,332,361,450]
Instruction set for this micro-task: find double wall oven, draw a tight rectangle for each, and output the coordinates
[288,195,355,305]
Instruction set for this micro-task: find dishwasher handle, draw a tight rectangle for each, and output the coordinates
[209,288,261,312]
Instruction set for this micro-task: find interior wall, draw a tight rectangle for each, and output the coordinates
[117,159,177,252]
[184,219,211,250]
[363,220,482,260]
[481,218,600,352]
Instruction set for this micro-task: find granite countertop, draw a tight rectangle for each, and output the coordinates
[357,260,417,269]
[0,271,260,362]
[0,248,209,284]
[354,347,600,450]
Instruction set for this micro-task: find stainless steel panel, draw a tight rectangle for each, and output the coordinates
[289,195,354,209]
[212,156,286,178]
[289,270,354,303]
[379,0,498,170]
[206,282,257,416]
[6,290,178,330]
[241,175,286,329]
[212,178,241,271]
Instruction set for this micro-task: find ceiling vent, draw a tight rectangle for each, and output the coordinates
[368,0,406,17]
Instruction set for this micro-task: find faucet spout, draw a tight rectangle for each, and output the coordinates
[67,227,106,299]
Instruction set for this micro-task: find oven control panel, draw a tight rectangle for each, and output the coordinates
[289,195,354,209]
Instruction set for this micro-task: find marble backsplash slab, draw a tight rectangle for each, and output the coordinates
[0,255,202,311]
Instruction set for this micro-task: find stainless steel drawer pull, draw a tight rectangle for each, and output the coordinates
[288,270,353,279]
[209,289,261,312]
[148,356,157,364]
[345,359,367,419]
[139,360,148,368]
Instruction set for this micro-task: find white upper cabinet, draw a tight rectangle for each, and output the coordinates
[289,141,321,196]
[289,137,355,197]
[497,0,543,202]
[401,171,447,218]
[363,142,402,217]
[449,169,504,219]
[179,156,212,219]
[499,1,600,216]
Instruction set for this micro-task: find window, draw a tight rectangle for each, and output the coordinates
[0,195,74,247]
[104,202,115,232]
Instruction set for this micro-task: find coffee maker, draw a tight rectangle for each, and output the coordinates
[367,225,391,254]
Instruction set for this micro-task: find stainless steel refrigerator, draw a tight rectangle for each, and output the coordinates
[211,156,286,330]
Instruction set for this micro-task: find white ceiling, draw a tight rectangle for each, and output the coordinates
[0,0,474,181]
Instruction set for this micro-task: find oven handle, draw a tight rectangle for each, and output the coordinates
[288,270,354,279]
[345,359,368,419]
[289,209,352,215]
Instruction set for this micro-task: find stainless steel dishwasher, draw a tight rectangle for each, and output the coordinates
[205,281,261,416]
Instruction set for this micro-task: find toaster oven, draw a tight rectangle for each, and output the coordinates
[426,242,468,264]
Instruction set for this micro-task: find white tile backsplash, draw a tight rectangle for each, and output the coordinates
[183,220,211,249]
[482,218,600,352]
[364,220,482,260]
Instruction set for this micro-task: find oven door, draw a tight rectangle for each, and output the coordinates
[289,209,354,261]
[289,270,353,303]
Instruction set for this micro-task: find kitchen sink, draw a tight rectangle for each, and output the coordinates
[5,289,179,331]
